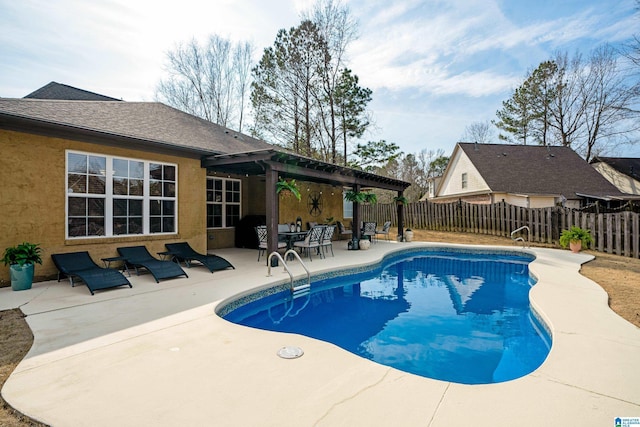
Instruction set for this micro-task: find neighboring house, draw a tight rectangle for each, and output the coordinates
[0,84,409,283]
[23,81,122,101]
[590,157,640,196]
[431,142,630,209]
[419,175,442,201]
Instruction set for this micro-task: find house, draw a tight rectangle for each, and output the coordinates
[590,157,640,196]
[431,142,630,209]
[0,84,409,283]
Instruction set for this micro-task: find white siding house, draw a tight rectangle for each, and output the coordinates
[431,143,630,209]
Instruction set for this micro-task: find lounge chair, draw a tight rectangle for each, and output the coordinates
[336,221,352,240]
[117,245,188,282]
[164,242,234,273]
[375,221,392,241]
[51,251,132,295]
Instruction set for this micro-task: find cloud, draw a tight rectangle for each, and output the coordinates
[347,0,637,99]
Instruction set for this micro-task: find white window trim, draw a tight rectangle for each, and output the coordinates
[206,177,242,229]
[65,150,178,239]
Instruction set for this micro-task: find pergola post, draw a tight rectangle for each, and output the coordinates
[352,184,361,240]
[265,165,279,263]
[397,190,405,241]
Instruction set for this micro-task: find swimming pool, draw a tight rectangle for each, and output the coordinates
[221,248,551,384]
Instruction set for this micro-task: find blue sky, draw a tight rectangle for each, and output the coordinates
[1,0,638,158]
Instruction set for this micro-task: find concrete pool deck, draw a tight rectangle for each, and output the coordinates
[1,241,639,426]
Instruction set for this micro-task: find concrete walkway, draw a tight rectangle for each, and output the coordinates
[1,241,639,426]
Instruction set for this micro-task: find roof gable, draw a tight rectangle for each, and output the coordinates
[591,157,640,180]
[457,143,625,200]
[23,82,121,101]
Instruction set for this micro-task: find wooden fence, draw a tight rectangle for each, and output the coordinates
[361,200,640,259]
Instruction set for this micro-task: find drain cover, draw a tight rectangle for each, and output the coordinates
[277,346,304,359]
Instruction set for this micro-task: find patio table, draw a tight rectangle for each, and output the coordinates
[278,231,308,250]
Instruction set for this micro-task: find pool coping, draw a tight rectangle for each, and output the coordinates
[1,241,639,426]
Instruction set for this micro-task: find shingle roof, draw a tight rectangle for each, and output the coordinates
[0,98,273,155]
[23,82,121,101]
[591,157,640,180]
[458,143,627,200]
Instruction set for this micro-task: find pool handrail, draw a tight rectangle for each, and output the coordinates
[511,226,530,248]
[267,250,311,292]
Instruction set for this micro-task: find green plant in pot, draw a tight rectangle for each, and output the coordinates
[559,226,592,253]
[2,242,43,291]
[344,189,366,204]
[393,195,408,205]
[346,189,377,203]
[276,178,301,201]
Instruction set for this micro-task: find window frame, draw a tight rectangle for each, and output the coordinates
[65,150,178,239]
[206,177,242,229]
[461,172,468,189]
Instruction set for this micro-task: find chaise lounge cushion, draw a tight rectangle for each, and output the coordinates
[117,245,188,283]
[51,251,131,295]
[165,242,234,273]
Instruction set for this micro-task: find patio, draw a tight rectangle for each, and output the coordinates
[1,241,639,426]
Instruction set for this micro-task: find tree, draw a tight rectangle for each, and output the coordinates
[493,84,536,144]
[526,61,558,145]
[493,47,639,160]
[349,140,401,172]
[304,0,363,164]
[155,36,253,131]
[335,68,372,165]
[251,1,369,163]
[578,45,640,160]
[251,21,327,156]
[461,121,494,144]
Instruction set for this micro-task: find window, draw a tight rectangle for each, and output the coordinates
[66,151,177,238]
[343,192,353,218]
[207,177,241,228]
[461,173,468,189]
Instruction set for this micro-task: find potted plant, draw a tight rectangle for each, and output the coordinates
[559,226,593,253]
[404,228,414,242]
[2,242,43,291]
[276,178,301,201]
[393,195,408,206]
[344,189,366,204]
[363,192,377,205]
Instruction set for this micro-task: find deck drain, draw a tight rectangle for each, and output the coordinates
[277,346,304,359]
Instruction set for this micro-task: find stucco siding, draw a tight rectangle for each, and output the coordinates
[0,129,206,283]
[437,149,489,197]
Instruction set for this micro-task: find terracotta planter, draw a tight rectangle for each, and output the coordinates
[569,240,582,253]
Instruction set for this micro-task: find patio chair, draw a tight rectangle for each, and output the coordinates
[51,251,132,295]
[117,245,188,282]
[320,224,336,257]
[256,225,287,262]
[294,225,325,261]
[164,242,234,273]
[362,221,377,243]
[375,221,392,241]
[336,221,352,240]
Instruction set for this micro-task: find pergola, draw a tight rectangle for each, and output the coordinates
[202,149,411,256]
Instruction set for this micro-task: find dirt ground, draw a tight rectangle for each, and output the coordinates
[0,229,638,426]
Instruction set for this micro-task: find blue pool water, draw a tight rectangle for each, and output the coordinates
[222,249,551,384]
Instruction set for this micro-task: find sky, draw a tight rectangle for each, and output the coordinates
[1,0,639,158]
